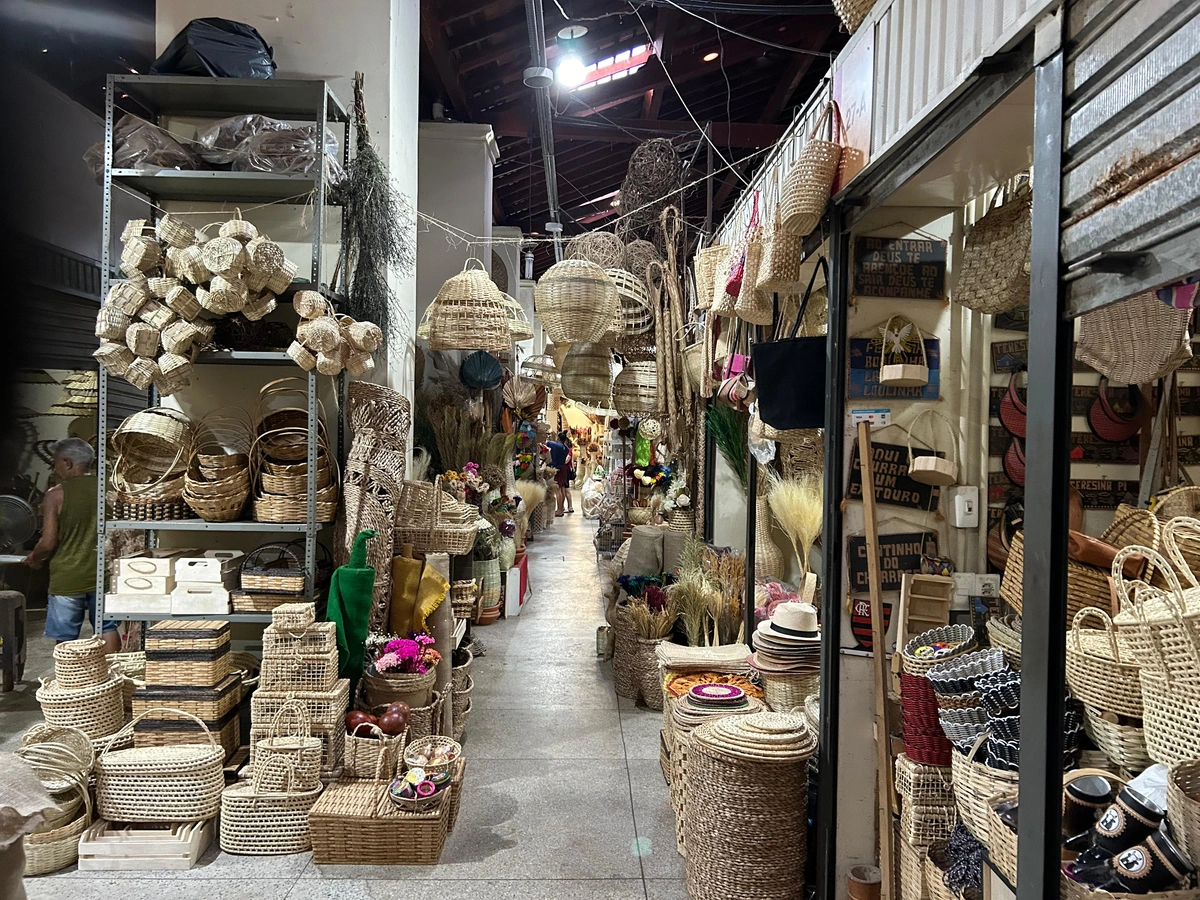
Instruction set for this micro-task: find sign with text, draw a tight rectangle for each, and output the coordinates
[853,237,947,300]
[1072,479,1140,509]
[848,531,939,592]
[988,384,1143,418]
[847,440,942,510]
[992,340,1106,374]
[849,337,941,401]
[832,28,873,189]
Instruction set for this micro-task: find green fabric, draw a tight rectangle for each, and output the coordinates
[48,475,98,596]
[634,435,651,467]
[326,529,377,696]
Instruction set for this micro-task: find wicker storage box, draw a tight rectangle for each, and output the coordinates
[132,673,241,722]
[259,647,339,693]
[899,801,957,850]
[144,620,232,687]
[95,709,225,822]
[220,756,323,855]
[133,707,241,761]
[1141,668,1200,767]
[309,779,451,866]
[249,720,344,774]
[250,678,349,729]
[262,621,337,655]
[895,753,955,807]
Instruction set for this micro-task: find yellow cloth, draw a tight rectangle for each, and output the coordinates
[389,556,449,634]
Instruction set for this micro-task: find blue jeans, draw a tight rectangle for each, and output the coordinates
[45,591,118,642]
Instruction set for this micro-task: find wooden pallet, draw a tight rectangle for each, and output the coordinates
[77,818,214,871]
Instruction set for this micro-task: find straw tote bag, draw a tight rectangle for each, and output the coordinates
[955,182,1032,315]
[714,193,760,316]
[751,258,828,430]
[781,101,843,238]
[1076,291,1193,384]
[756,170,805,295]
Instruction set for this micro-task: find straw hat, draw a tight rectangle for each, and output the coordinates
[756,602,821,642]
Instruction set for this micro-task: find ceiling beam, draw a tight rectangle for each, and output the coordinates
[644,7,678,120]
[485,110,785,147]
[447,8,528,56]
[420,0,475,119]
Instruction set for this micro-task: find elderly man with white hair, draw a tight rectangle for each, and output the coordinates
[23,437,119,652]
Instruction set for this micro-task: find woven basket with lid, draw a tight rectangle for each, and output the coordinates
[535,259,619,344]
[428,259,510,352]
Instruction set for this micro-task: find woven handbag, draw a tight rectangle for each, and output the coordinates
[780,101,843,237]
[733,225,772,325]
[756,176,805,295]
[1065,607,1143,717]
[694,244,729,313]
[1076,291,1193,384]
[955,182,1032,315]
[220,755,323,855]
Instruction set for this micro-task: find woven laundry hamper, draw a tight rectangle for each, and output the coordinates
[684,713,816,899]
[560,342,614,407]
[427,259,510,353]
[611,361,658,416]
[535,259,619,344]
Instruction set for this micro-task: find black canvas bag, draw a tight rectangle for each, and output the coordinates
[751,258,828,430]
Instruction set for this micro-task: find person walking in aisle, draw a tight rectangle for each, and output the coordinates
[546,432,575,516]
[24,438,119,652]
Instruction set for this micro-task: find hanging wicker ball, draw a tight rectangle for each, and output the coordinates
[534,260,619,344]
[612,361,659,416]
[624,239,661,289]
[501,293,533,342]
[520,354,561,387]
[566,231,626,269]
[427,259,510,353]
[560,342,613,408]
[604,269,653,336]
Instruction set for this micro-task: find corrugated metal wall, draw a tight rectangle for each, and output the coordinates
[1061,0,1200,316]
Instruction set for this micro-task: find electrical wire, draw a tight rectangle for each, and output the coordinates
[645,0,835,58]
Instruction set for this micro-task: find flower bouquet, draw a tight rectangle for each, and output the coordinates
[362,632,442,709]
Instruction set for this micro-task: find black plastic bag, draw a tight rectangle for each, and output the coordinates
[151,18,277,79]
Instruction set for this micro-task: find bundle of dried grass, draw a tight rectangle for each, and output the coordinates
[766,471,823,575]
[706,405,748,492]
[671,570,718,647]
[515,480,546,542]
[628,593,678,640]
[701,547,746,645]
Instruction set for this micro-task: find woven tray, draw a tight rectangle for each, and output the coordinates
[309,779,450,866]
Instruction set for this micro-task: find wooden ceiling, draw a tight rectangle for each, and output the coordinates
[419,1,845,263]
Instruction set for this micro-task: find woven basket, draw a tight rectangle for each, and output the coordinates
[605,268,654,336]
[245,235,291,289]
[924,856,955,900]
[155,213,195,249]
[1083,705,1152,772]
[451,581,477,620]
[756,203,805,294]
[474,556,501,608]
[986,616,1022,668]
[899,838,928,900]
[949,733,1018,843]
[694,244,729,312]
[94,341,135,376]
[36,674,124,740]
[95,305,132,341]
[955,183,1032,315]
[345,722,406,780]
[394,476,479,555]
[219,209,258,243]
[1001,530,1128,622]
[113,406,192,474]
[1141,667,1200,767]
[763,671,820,714]
[364,668,437,710]
[560,342,613,407]
[260,647,339,694]
[900,625,977,677]
[1167,760,1200,867]
[535,259,619,344]
[520,354,561,387]
[24,803,91,876]
[310,777,450,865]
[834,0,877,33]
[253,698,323,791]
[1112,539,1200,685]
[52,635,109,690]
[780,102,842,238]
[1076,290,1192,384]
[1065,607,1143,717]
[452,675,473,721]
[900,802,957,850]
[895,753,954,807]
[612,361,658,416]
[95,707,225,822]
[220,755,323,855]
[202,235,249,277]
[428,259,510,353]
[452,647,474,693]
[250,679,349,731]
[566,230,626,269]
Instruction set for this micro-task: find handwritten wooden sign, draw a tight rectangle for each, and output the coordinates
[1072,479,1140,509]
[988,384,1143,418]
[848,531,939,592]
[847,440,941,510]
[853,237,947,300]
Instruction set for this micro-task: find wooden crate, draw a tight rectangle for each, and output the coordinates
[77,819,214,871]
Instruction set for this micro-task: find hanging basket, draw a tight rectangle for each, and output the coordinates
[780,102,843,238]
[605,268,654,336]
[955,182,1032,314]
[565,230,626,269]
[1076,290,1193,385]
[906,410,959,486]
[833,0,878,34]
[560,342,613,407]
[427,259,510,353]
[534,259,619,344]
[520,354,561,387]
[612,361,658,416]
[879,315,929,387]
[501,292,534,342]
[694,244,729,313]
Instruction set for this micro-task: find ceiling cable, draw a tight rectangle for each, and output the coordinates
[646,0,835,57]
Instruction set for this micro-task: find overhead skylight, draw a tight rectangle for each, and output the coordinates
[575,43,650,91]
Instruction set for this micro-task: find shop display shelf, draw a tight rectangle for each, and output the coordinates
[113,75,347,121]
[111,169,338,205]
[104,612,274,623]
[105,520,325,532]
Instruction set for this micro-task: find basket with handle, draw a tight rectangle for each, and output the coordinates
[955,181,1032,315]
[393,476,480,556]
[906,410,959,486]
[949,731,1018,843]
[253,698,323,791]
[24,766,92,877]
[755,168,805,295]
[94,707,225,822]
[1076,289,1192,385]
[1112,539,1200,685]
[1065,607,1143,717]
[427,258,510,353]
[879,316,930,387]
[52,635,110,690]
[241,541,306,592]
[1167,759,1200,867]
[780,101,843,238]
[344,721,406,781]
[1083,705,1152,772]
[694,244,729,312]
[220,754,323,855]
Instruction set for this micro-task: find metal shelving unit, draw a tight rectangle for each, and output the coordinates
[95,76,350,623]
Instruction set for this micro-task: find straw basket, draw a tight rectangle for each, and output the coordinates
[612,361,658,416]
[253,699,323,791]
[428,259,510,353]
[155,213,195,249]
[52,635,109,690]
[520,354,561,388]
[473,557,501,608]
[24,801,91,876]
[560,342,614,407]
[364,668,437,710]
[345,722,406,781]
[1112,540,1200,685]
[1083,706,1152,772]
[309,777,450,866]
[949,733,1018,843]
[94,341,135,376]
[1141,668,1200,767]
[955,183,1032,315]
[113,406,192,474]
[895,753,954,807]
[1076,290,1193,385]
[899,838,928,900]
[202,235,248,277]
[535,259,619,344]
[246,235,297,293]
[900,802,957,850]
[605,268,654,336]
[1065,607,1143,717]
[220,755,323,855]
[1160,514,1200,590]
[780,102,842,238]
[880,316,930,387]
[36,674,124,739]
[219,209,258,243]
[986,616,1022,668]
[762,671,820,714]
[566,230,626,269]
[1167,760,1200,867]
[95,305,131,341]
[834,0,877,33]
[906,410,958,486]
[394,476,479,555]
[95,708,225,822]
[450,580,477,620]
[694,244,729,312]
[1001,531,1120,621]
[260,647,338,694]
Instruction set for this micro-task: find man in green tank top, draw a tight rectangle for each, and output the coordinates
[24,438,119,651]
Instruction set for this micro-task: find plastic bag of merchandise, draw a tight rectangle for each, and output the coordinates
[150,18,276,79]
[82,114,203,183]
[195,114,292,165]
[232,125,346,185]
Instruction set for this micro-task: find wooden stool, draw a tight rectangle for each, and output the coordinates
[0,590,27,692]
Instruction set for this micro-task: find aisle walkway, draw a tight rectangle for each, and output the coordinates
[9,512,685,899]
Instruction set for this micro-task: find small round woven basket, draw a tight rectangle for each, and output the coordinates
[428,259,511,353]
[566,230,626,269]
[52,635,109,690]
[534,260,619,344]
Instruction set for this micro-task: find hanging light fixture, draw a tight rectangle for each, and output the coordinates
[556,53,586,88]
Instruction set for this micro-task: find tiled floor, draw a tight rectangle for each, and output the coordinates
[7,511,686,899]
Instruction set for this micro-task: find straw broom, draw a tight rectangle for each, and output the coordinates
[766,470,823,576]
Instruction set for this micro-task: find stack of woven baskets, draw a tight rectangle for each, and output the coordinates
[96,213,294,395]
[132,620,241,761]
[17,723,96,875]
[251,378,339,523]
[895,750,957,900]
[183,409,252,522]
[109,407,196,521]
[899,625,976,768]
[35,635,126,749]
[287,289,381,377]
[452,647,474,742]
[249,603,349,780]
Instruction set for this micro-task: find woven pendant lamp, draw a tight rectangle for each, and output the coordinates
[427,259,510,352]
[520,354,561,387]
[501,292,534,342]
[611,361,658,416]
[534,260,619,344]
[559,342,614,408]
[604,269,653,336]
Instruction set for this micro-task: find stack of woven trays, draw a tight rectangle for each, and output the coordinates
[134,620,240,761]
[249,603,347,779]
[900,625,976,767]
[35,635,126,749]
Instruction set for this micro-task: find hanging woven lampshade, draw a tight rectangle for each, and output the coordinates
[501,292,533,342]
[520,354,561,387]
[604,269,653,336]
[611,361,658,416]
[559,342,614,408]
[534,260,619,344]
[427,258,510,352]
[566,230,626,269]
